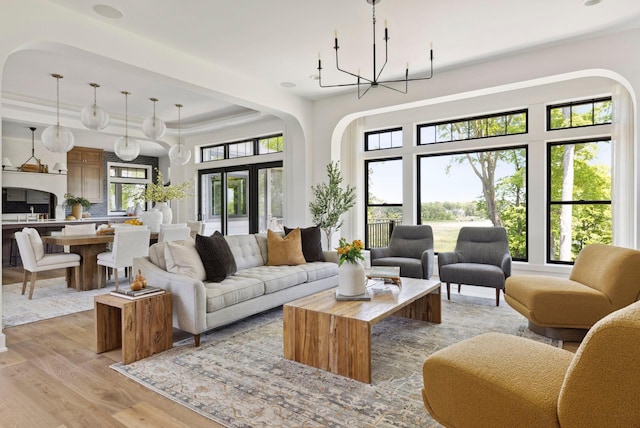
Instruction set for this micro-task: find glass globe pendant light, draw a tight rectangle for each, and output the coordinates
[141,97,166,140]
[41,73,75,153]
[80,82,109,130]
[114,91,140,161]
[168,103,192,165]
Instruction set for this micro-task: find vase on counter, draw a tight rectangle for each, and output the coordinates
[338,260,366,296]
[134,203,145,217]
[155,201,172,224]
[71,203,83,220]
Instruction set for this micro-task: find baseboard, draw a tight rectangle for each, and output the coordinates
[0,332,7,353]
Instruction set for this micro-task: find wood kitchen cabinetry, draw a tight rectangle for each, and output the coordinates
[67,147,103,203]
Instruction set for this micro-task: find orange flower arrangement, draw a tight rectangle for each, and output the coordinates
[336,238,365,266]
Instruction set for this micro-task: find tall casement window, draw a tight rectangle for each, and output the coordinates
[365,128,402,151]
[198,162,283,235]
[547,97,612,130]
[365,158,403,248]
[547,138,612,263]
[418,146,528,260]
[107,163,152,214]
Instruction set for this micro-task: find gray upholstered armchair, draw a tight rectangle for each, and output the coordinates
[370,225,434,279]
[438,226,511,306]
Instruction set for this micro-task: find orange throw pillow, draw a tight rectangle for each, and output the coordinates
[266,228,306,266]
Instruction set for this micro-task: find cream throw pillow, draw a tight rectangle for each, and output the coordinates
[266,228,306,266]
[164,239,206,281]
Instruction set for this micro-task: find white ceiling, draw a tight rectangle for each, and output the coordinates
[3,0,640,155]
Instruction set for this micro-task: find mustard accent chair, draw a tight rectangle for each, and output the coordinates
[422,300,640,428]
[505,243,640,341]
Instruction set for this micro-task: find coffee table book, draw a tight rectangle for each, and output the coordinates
[367,266,402,286]
[110,286,165,300]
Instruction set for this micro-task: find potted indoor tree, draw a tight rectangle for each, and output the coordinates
[64,193,91,220]
[309,161,356,249]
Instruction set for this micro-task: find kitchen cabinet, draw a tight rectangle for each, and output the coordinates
[67,147,103,203]
[6,188,26,201]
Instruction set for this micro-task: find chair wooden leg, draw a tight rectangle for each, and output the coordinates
[446,282,451,300]
[21,270,29,295]
[28,271,38,299]
[114,268,119,291]
[458,284,462,294]
[194,334,201,347]
[496,288,500,307]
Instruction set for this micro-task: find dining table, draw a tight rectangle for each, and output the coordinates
[41,232,159,291]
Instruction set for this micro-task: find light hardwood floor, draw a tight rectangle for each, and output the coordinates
[1,265,220,427]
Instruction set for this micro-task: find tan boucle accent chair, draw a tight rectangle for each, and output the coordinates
[422,300,640,428]
[504,243,640,341]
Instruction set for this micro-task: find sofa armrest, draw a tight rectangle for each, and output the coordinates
[437,251,458,270]
[421,248,435,279]
[322,250,339,264]
[133,256,208,336]
[370,246,391,260]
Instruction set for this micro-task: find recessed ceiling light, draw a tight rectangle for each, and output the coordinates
[583,0,602,6]
[280,82,296,88]
[93,4,123,19]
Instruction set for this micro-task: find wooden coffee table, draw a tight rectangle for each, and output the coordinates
[283,277,441,383]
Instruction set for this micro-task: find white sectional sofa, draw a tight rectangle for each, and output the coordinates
[133,232,338,346]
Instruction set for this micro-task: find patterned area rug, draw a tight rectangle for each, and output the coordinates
[112,294,561,427]
[2,277,115,327]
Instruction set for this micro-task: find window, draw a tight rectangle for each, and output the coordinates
[201,134,283,162]
[418,146,528,260]
[418,110,527,145]
[547,97,612,130]
[365,158,403,248]
[547,138,612,263]
[107,163,152,214]
[365,128,402,151]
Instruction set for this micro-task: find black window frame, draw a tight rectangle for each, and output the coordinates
[201,133,283,162]
[364,156,403,249]
[417,109,528,146]
[546,97,612,131]
[546,137,612,265]
[364,127,403,152]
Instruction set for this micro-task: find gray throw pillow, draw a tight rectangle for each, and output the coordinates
[195,231,237,282]
[284,226,323,262]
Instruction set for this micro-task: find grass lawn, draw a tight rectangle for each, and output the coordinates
[429,219,493,253]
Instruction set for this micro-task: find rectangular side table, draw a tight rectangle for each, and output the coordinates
[94,292,172,364]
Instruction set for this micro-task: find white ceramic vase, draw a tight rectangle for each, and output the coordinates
[140,209,162,232]
[155,201,172,225]
[134,203,145,217]
[338,260,366,296]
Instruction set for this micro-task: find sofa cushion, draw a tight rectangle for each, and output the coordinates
[204,276,265,312]
[164,239,207,281]
[224,234,264,270]
[266,228,306,266]
[297,261,339,282]
[148,242,168,270]
[235,265,307,293]
[196,232,237,282]
[284,225,324,262]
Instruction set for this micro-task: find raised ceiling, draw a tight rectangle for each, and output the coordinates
[3,0,640,155]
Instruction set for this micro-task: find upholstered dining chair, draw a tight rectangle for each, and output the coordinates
[438,226,511,306]
[422,300,640,428]
[15,228,80,299]
[61,222,97,252]
[186,220,204,238]
[158,223,190,242]
[370,225,435,279]
[97,227,151,290]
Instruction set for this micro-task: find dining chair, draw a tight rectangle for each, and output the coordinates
[15,228,80,299]
[186,220,204,238]
[97,228,151,290]
[61,223,97,253]
[159,226,191,242]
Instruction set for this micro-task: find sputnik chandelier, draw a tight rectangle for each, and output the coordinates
[316,0,434,99]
